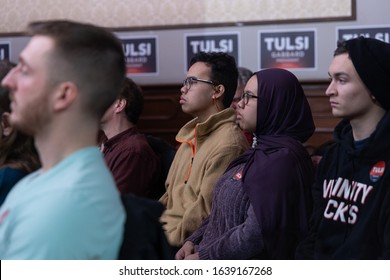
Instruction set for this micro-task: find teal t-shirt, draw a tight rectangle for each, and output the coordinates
[0,147,125,259]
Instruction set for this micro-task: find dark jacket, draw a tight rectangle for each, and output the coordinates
[118,194,173,260]
[296,111,390,259]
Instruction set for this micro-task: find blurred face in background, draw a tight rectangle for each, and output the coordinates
[235,75,257,133]
[231,80,245,111]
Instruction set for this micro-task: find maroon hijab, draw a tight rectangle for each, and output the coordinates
[228,68,315,259]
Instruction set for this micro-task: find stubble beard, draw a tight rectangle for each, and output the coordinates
[10,96,50,137]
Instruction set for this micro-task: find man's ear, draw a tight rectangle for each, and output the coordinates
[114,98,127,113]
[53,82,78,111]
[1,112,14,136]
[212,84,225,100]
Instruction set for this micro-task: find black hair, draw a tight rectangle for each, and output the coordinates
[119,77,144,124]
[190,52,238,108]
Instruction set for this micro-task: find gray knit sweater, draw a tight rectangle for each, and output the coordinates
[186,164,264,259]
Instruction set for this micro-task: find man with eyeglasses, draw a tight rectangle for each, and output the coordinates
[159,52,249,248]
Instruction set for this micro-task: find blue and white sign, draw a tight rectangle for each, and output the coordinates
[0,42,10,60]
[121,36,158,75]
[185,32,239,71]
[337,26,390,43]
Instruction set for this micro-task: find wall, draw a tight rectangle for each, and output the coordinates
[0,0,353,33]
[0,0,389,149]
[0,0,388,85]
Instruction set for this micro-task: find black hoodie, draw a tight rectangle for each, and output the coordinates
[296,111,390,259]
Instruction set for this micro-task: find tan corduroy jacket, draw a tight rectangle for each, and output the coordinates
[159,108,249,247]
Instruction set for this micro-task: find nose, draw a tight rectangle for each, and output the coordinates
[180,85,188,95]
[325,80,336,97]
[1,67,16,89]
[237,98,245,109]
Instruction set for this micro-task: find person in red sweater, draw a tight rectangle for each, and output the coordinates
[100,77,161,199]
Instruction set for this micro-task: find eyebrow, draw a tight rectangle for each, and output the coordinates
[328,72,349,78]
[243,90,256,95]
[17,56,28,67]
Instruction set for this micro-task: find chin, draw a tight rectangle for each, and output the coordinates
[331,108,347,118]
[181,106,193,115]
[331,111,344,119]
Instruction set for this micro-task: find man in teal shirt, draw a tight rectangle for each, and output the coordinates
[0,20,126,259]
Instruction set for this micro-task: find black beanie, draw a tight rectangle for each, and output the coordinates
[345,36,390,110]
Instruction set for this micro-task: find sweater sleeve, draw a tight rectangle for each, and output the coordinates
[185,216,210,245]
[197,205,263,260]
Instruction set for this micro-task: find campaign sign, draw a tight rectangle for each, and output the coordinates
[259,30,316,69]
[337,26,390,43]
[185,33,239,70]
[0,43,10,60]
[121,37,158,75]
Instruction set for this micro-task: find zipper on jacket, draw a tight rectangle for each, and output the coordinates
[184,128,197,184]
[184,157,194,184]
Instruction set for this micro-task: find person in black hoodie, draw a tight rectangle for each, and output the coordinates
[296,37,390,259]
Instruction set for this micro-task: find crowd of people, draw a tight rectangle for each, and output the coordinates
[0,19,389,260]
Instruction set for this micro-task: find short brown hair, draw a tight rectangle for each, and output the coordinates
[27,20,126,117]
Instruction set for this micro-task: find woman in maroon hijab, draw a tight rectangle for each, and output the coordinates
[176,68,315,259]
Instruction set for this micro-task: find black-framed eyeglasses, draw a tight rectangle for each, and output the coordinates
[240,91,258,105]
[183,77,215,90]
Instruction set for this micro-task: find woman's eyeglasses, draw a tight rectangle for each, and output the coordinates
[240,91,258,105]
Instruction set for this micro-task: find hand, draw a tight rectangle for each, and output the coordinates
[184,252,200,260]
[175,241,195,260]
